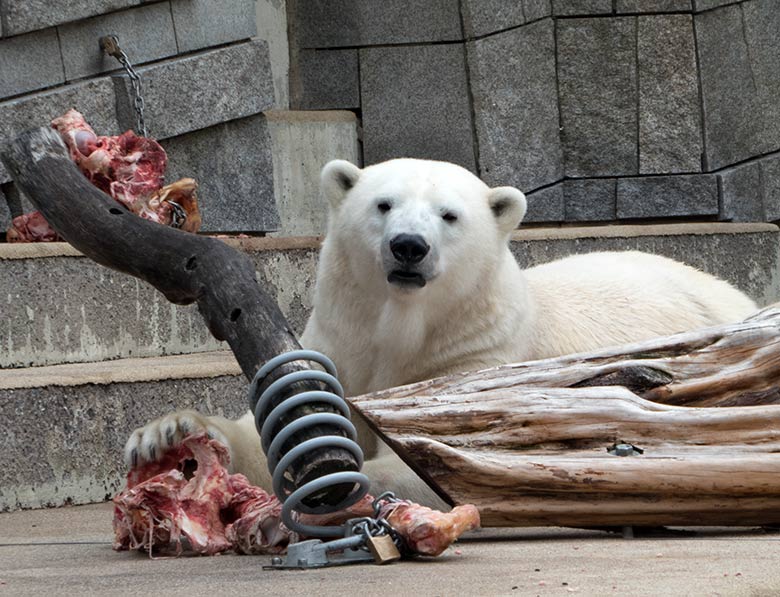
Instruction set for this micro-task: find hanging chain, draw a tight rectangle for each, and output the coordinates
[100,35,148,137]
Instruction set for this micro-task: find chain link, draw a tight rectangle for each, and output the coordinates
[100,35,148,137]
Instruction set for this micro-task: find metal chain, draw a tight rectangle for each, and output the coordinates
[100,35,148,137]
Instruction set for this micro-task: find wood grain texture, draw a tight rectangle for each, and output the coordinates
[0,127,358,499]
[352,305,780,526]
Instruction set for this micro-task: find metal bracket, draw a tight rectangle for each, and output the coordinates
[264,520,376,569]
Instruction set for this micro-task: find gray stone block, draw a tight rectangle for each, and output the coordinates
[563,178,616,221]
[0,78,119,184]
[170,0,257,53]
[524,184,564,223]
[469,19,563,191]
[0,359,248,510]
[552,0,613,15]
[524,0,553,21]
[616,174,719,219]
[638,14,701,174]
[293,0,462,48]
[296,49,360,110]
[558,17,638,177]
[161,114,279,233]
[266,111,360,237]
[58,3,177,81]
[360,44,476,172]
[718,162,764,222]
[0,239,318,368]
[696,1,780,170]
[113,40,274,140]
[1,0,144,36]
[0,28,64,98]
[461,0,525,37]
[760,154,780,222]
[617,0,692,12]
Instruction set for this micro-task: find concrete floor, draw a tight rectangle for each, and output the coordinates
[1,504,779,596]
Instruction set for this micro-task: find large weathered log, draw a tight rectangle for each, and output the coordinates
[351,305,780,527]
[1,127,358,500]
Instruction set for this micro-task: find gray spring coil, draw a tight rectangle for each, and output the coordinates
[248,350,370,538]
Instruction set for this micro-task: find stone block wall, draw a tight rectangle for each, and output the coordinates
[289,0,780,225]
[0,0,281,234]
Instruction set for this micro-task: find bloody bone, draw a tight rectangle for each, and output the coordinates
[6,110,200,241]
[113,434,480,557]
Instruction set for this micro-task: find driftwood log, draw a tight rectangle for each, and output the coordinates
[0,127,358,503]
[351,305,780,527]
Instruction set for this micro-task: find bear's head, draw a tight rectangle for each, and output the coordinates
[320,158,526,296]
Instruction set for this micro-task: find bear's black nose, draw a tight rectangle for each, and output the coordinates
[390,234,430,264]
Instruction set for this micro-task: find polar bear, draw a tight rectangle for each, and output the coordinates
[125,158,757,505]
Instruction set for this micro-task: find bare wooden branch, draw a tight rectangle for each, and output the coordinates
[352,305,780,527]
[1,127,358,498]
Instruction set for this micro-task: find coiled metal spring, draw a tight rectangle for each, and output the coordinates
[248,350,370,537]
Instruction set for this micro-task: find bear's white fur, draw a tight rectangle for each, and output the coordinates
[125,158,757,505]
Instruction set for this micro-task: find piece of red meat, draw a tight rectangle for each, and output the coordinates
[113,434,480,559]
[5,110,201,242]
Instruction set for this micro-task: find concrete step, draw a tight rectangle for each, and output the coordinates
[0,350,245,512]
[2,223,779,369]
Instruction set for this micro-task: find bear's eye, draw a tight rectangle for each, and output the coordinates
[377,201,391,214]
[442,212,458,223]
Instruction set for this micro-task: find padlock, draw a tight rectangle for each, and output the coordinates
[366,534,401,564]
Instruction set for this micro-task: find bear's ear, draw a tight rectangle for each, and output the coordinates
[488,186,527,234]
[321,160,362,209]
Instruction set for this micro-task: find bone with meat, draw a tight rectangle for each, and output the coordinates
[113,434,480,558]
[5,110,200,241]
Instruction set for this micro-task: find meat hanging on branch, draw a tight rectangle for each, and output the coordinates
[5,110,201,242]
[113,434,480,558]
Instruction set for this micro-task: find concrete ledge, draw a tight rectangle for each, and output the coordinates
[0,352,247,511]
[1,223,777,369]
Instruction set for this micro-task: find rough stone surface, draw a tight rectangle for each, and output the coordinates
[718,162,764,222]
[617,174,719,218]
[0,364,247,510]
[638,14,702,174]
[461,0,525,37]
[558,17,638,177]
[696,1,780,170]
[0,187,10,232]
[255,0,290,109]
[296,49,360,110]
[266,111,360,237]
[617,0,692,11]
[171,0,257,53]
[469,20,563,191]
[0,28,64,98]
[1,0,145,36]
[113,40,274,140]
[58,2,177,80]
[293,0,462,48]
[761,154,780,222]
[0,240,318,369]
[360,44,476,171]
[524,0,553,20]
[523,184,564,223]
[0,78,119,183]
[552,0,613,15]
[563,178,617,221]
[161,114,279,233]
